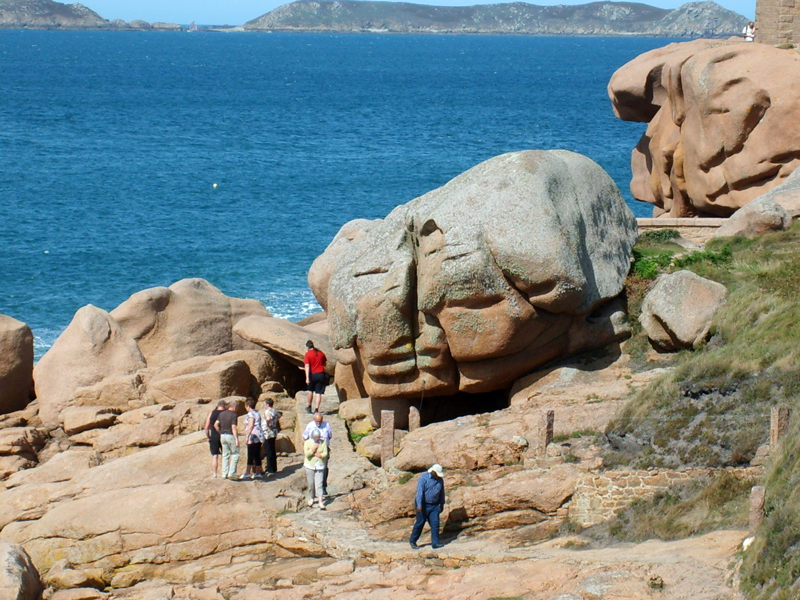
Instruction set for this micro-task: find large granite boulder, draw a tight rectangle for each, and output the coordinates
[34,306,146,430]
[311,150,637,400]
[110,278,269,370]
[609,40,800,217]
[639,271,727,351]
[0,541,42,600]
[0,316,34,416]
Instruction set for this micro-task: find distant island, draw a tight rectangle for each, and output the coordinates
[0,0,181,30]
[0,0,748,37]
[245,0,748,37]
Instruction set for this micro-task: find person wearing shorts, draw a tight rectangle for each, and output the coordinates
[204,399,227,478]
[304,340,328,413]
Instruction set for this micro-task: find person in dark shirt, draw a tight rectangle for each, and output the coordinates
[204,399,228,478]
[409,463,446,549]
[214,402,240,480]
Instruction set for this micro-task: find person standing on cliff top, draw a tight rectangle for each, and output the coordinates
[204,399,227,478]
[409,464,446,550]
[214,401,240,480]
[304,340,327,414]
[743,21,756,42]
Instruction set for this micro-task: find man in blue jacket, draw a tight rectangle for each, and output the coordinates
[409,463,446,549]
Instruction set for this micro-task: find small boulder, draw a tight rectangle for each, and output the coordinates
[0,541,42,600]
[233,316,335,374]
[0,315,34,416]
[68,374,145,411]
[338,397,374,424]
[317,560,355,577]
[59,407,120,436]
[639,271,727,351]
[715,197,792,239]
[356,428,407,464]
[0,427,47,460]
[148,358,251,403]
[34,306,145,430]
[51,589,108,600]
[45,559,105,590]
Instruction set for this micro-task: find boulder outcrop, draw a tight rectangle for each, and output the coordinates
[715,197,792,238]
[0,316,34,416]
[639,271,727,351]
[34,306,146,430]
[610,40,800,217]
[0,433,299,580]
[110,278,269,370]
[311,150,636,401]
[233,316,335,375]
[0,540,42,600]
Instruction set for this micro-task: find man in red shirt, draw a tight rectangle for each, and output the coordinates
[304,340,328,413]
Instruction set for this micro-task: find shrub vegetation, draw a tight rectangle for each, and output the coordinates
[605,223,800,597]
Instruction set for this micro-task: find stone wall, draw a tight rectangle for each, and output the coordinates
[756,0,800,44]
[569,466,763,527]
[637,217,725,243]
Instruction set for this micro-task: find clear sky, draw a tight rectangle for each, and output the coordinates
[85,0,756,26]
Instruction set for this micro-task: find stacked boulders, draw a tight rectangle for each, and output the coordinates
[1,278,306,478]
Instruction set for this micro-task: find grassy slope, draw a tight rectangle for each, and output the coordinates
[594,224,800,596]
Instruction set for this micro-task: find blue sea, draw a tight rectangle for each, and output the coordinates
[0,31,671,359]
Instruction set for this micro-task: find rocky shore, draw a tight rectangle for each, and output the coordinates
[2,39,800,600]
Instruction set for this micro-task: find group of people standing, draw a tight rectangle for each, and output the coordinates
[204,397,281,480]
[202,339,446,546]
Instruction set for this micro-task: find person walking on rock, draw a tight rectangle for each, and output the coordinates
[303,411,332,496]
[303,429,328,510]
[304,340,327,414]
[215,401,240,480]
[204,399,227,478]
[242,398,265,480]
[263,398,281,475]
[409,464,446,549]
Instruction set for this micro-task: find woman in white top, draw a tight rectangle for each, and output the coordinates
[742,21,756,42]
[242,397,265,479]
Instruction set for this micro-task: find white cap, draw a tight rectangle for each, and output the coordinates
[428,463,444,477]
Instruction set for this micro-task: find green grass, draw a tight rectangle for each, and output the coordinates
[740,412,800,599]
[606,224,800,599]
[610,225,800,469]
[348,431,370,445]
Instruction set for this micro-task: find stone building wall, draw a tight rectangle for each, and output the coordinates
[756,0,800,45]
[569,467,764,527]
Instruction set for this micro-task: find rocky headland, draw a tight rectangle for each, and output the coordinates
[0,0,180,30]
[0,0,747,36]
[2,39,800,600]
[245,0,747,36]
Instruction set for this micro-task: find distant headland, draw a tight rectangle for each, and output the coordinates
[0,0,749,38]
